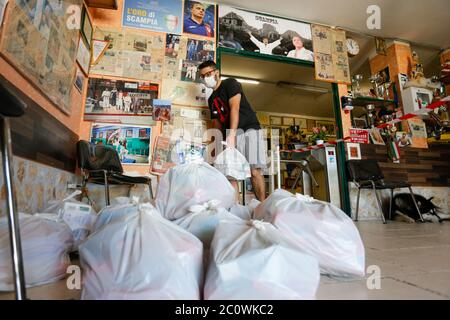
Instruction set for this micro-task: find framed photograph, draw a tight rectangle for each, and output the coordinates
[76,37,91,75]
[294,118,307,129]
[369,128,385,145]
[395,131,412,147]
[152,99,172,121]
[81,5,93,47]
[270,116,282,126]
[315,120,336,136]
[90,123,152,165]
[74,67,84,93]
[282,117,294,126]
[375,37,387,56]
[84,77,159,124]
[346,143,362,160]
[219,5,312,60]
[184,0,215,38]
[353,117,368,129]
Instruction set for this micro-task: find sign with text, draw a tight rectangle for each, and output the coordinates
[122,0,183,34]
[349,128,369,144]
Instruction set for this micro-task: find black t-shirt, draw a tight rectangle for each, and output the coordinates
[208,78,261,135]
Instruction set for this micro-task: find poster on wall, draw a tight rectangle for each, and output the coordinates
[407,117,428,148]
[90,123,152,165]
[161,78,211,107]
[183,0,215,38]
[151,136,177,174]
[122,0,183,35]
[218,5,313,61]
[84,77,159,124]
[153,99,172,121]
[346,143,362,160]
[311,24,351,84]
[0,0,82,114]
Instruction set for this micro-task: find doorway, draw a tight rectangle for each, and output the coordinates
[216,48,351,213]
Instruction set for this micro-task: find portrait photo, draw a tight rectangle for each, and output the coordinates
[183,1,215,38]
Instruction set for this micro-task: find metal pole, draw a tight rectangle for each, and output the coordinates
[0,117,27,300]
[276,145,281,190]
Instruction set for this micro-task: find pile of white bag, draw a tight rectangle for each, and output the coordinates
[254,189,365,278]
[204,219,320,300]
[0,213,73,291]
[42,191,97,251]
[79,203,203,300]
[156,160,236,220]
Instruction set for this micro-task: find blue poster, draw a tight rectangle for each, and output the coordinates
[122,0,183,34]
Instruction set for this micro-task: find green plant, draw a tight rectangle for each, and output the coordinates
[310,126,328,142]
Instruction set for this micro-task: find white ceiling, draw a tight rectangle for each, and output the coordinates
[216,0,450,49]
[221,54,335,118]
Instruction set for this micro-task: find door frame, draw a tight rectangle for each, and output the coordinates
[215,46,352,215]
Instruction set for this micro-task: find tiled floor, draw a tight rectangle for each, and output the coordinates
[1,221,449,300]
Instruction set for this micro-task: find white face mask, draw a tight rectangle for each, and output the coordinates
[203,75,217,89]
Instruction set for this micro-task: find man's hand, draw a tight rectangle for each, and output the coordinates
[226,134,236,149]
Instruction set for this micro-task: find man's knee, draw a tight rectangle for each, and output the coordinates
[251,168,262,178]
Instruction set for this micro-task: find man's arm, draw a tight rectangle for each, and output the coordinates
[268,38,282,50]
[227,93,241,148]
[247,32,262,48]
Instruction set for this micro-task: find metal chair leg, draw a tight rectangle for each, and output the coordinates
[355,187,361,221]
[408,186,424,222]
[372,183,386,224]
[103,170,110,206]
[242,179,246,206]
[148,181,154,200]
[0,117,27,300]
[389,189,394,220]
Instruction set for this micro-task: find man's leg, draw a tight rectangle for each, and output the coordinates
[230,179,240,203]
[251,168,266,201]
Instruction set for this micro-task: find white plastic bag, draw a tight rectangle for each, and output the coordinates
[204,219,320,300]
[80,203,203,300]
[42,191,96,251]
[156,160,236,220]
[0,213,73,291]
[254,189,365,278]
[214,147,251,180]
[174,200,241,248]
[93,198,147,231]
[229,204,252,220]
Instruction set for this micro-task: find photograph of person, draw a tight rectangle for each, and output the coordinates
[183,1,215,37]
[287,35,314,61]
[246,30,282,55]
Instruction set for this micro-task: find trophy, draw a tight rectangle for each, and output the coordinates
[366,104,376,127]
[351,74,364,97]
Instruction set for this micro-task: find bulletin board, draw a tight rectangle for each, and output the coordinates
[0,0,82,115]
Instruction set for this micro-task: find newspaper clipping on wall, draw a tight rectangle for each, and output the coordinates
[311,24,351,84]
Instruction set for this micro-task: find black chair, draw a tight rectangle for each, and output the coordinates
[76,140,154,207]
[347,159,424,224]
[0,81,27,300]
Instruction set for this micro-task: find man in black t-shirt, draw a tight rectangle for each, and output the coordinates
[199,60,267,201]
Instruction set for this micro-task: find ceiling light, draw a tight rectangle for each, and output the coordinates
[221,76,260,85]
[277,81,329,94]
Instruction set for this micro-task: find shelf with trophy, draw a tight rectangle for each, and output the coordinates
[347,71,399,129]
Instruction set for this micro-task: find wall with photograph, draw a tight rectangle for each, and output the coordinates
[79,0,217,175]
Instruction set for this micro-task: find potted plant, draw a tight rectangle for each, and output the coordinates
[310,126,328,145]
